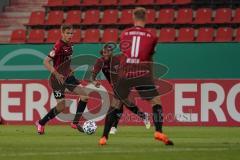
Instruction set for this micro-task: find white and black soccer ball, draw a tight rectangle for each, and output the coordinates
[83,120,97,135]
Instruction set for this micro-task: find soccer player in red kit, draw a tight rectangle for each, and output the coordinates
[91,44,150,134]
[35,24,88,134]
[99,8,173,145]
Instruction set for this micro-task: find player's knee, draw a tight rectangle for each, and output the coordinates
[111,98,121,109]
[80,95,88,102]
[56,100,66,112]
[150,96,161,106]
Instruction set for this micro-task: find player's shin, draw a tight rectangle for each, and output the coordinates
[39,107,60,126]
[102,107,118,139]
[152,104,163,132]
[72,100,87,124]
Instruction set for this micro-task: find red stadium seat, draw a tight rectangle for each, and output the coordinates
[100,9,118,24]
[215,27,233,42]
[155,0,173,5]
[83,29,100,43]
[119,0,136,5]
[10,29,26,43]
[146,9,156,24]
[136,0,154,5]
[177,28,195,42]
[156,9,175,24]
[28,11,45,26]
[71,29,81,43]
[175,8,193,24]
[174,0,191,4]
[81,0,100,6]
[101,0,118,5]
[28,29,45,43]
[46,29,61,43]
[119,9,133,24]
[193,8,212,24]
[102,29,119,43]
[45,10,64,25]
[64,0,81,6]
[159,28,176,42]
[213,8,232,24]
[196,27,214,42]
[82,10,100,25]
[235,28,240,41]
[232,8,240,23]
[46,0,64,6]
[65,10,82,25]
[146,28,158,37]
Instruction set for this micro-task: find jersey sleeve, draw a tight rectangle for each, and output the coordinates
[92,59,104,74]
[48,42,61,59]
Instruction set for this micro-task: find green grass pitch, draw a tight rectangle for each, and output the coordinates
[0,125,239,160]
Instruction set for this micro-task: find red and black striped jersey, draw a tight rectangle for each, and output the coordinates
[48,39,73,77]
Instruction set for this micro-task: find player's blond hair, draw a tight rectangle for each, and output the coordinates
[133,7,146,21]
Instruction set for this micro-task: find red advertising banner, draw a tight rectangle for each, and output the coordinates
[0,79,240,126]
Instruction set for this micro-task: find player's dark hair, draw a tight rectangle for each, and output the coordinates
[133,7,146,21]
[61,24,73,32]
[100,44,113,55]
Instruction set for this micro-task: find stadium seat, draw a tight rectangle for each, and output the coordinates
[159,28,176,42]
[213,8,232,24]
[64,0,81,6]
[155,0,173,5]
[10,29,26,43]
[215,27,233,42]
[232,8,240,23]
[146,28,158,37]
[65,10,82,25]
[175,8,193,24]
[82,10,100,25]
[28,11,45,26]
[102,29,119,43]
[193,8,212,24]
[146,9,156,24]
[136,0,155,5]
[100,9,118,24]
[45,10,64,25]
[235,28,240,41]
[119,0,136,5]
[101,0,118,5]
[174,0,191,4]
[83,29,100,43]
[177,28,195,42]
[28,29,45,43]
[156,9,175,24]
[71,29,81,43]
[119,9,133,24]
[81,0,100,6]
[46,0,64,6]
[46,29,61,43]
[196,27,214,42]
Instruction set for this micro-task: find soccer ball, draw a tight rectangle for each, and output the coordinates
[83,120,97,135]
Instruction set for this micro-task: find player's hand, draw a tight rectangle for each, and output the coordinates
[92,81,101,88]
[54,71,64,84]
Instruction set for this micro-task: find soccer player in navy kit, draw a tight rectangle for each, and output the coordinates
[35,24,88,134]
[91,45,150,134]
[99,8,173,145]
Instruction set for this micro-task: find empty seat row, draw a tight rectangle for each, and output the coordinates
[27,8,240,27]
[10,27,240,43]
[10,28,119,43]
[45,0,191,7]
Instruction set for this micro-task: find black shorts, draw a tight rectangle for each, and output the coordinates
[114,75,159,101]
[51,75,80,99]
